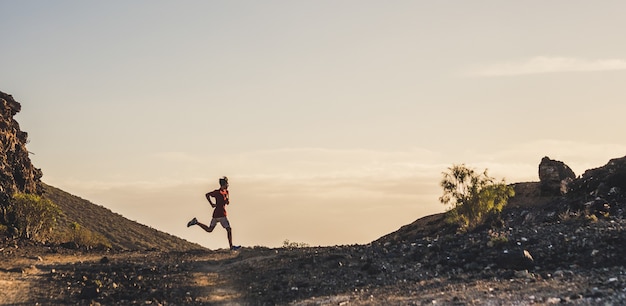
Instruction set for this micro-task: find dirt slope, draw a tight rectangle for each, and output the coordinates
[43,184,204,251]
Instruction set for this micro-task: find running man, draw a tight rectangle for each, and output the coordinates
[187,176,240,250]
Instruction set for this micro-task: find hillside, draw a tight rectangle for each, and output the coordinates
[42,184,204,251]
[1,90,203,252]
[376,181,558,244]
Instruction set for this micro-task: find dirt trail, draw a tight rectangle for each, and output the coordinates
[0,276,32,304]
[0,245,272,305]
[193,251,278,304]
[0,248,114,305]
[0,244,384,305]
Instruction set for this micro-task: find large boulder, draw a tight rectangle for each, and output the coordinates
[538,156,575,196]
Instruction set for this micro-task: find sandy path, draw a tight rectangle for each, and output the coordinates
[0,251,105,305]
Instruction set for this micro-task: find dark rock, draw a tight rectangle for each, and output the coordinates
[8,267,25,273]
[539,156,576,196]
[0,91,43,206]
[496,249,534,270]
[570,156,626,198]
[60,242,80,250]
[79,285,100,299]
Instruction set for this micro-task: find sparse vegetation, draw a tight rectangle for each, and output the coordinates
[586,213,599,223]
[440,164,514,232]
[487,230,510,247]
[559,208,601,223]
[558,208,579,222]
[57,221,112,249]
[558,209,570,221]
[282,239,310,249]
[4,193,62,242]
[43,184,203,251]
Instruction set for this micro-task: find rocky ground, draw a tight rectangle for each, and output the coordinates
[2,207,625,305]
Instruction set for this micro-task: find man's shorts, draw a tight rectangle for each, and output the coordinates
[209,217,231,229]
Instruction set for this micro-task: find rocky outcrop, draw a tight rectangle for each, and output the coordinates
[570,156,626,197]
[539,156,576,196]
[0,91,42,209]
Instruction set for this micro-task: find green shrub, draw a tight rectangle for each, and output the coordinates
[440,164,514,232]
[6,193,62,242]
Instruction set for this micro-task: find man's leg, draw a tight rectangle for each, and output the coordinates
[197,222,215,233]
[219,217,238,250]
[196,219,217,233]
[226,227,233,249]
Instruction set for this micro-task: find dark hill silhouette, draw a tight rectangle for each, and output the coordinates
[42,183,204,251]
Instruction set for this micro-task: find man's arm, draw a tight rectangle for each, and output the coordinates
[205,193,216,207]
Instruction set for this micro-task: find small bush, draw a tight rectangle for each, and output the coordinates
[558,209,600,223]
[282,239,309,249]
[6,193,62,242]
[440,164,514,232]
[56,222,112,249]
[585,213,599,223]
[558,209,578,222]
[487,230,509,248]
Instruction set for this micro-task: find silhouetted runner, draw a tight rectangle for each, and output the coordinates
[187,176,240,250]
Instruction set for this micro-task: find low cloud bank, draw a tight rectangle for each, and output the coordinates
[468,57,626,77]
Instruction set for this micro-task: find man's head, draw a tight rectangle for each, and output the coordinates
[219,176,229,188]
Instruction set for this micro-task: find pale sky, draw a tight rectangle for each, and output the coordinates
[2,1,626,249]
